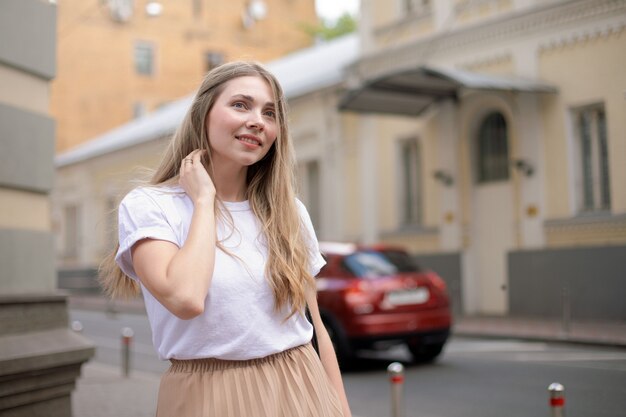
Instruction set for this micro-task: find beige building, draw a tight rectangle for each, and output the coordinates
[338,0,626,319]
[52,0,317,152]
[55,0,626,322]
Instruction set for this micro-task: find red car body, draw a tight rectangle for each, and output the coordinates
[316,242,452,362]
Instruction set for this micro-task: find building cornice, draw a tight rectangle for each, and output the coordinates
[351,0,626,80]
[373,9,433,38]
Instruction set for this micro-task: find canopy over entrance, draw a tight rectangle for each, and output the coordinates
[339,66,557,116]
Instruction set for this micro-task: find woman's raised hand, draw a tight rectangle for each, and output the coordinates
[179,150,216,203]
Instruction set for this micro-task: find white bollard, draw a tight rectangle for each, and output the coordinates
[71,320,83,333]
[548,382,565,417]
[121,327,134,377]
[387,362,404,417]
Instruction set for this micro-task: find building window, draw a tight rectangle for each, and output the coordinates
[192,0,202,18]
[404,0,430,14]
[134,42,154,76]
[105,196,118,251]
[400,138,423,225]
[63,205,80,259]
[574,104,611,212]
[133,101,147,118]
[476,112,509,183]
[204,51,224,72]
[306,160,321,230]
[297,159,321,231]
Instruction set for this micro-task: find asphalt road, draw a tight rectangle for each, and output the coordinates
[70,309,626,417]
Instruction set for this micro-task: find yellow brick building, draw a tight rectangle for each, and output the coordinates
[52,0,317,151]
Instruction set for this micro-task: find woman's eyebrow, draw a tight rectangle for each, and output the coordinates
[231,94,275,107]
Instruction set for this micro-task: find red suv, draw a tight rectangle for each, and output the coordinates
[316,242,451,363]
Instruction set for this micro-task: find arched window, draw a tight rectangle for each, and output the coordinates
[476,112,509,183]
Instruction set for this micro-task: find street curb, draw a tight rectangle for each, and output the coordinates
[453,329,626,349]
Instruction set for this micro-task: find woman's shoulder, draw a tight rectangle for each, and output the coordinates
[294,198,311,216]
[121,184,187,208]
[294,197,306,211]
[293,198,315,226]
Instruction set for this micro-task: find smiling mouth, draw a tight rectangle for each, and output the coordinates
[236,135,262,146]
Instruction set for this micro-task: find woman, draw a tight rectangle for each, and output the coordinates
[100,61,351,417]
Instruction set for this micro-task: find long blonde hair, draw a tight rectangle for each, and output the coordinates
[99,61,315,318]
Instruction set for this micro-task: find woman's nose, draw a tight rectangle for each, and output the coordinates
[246,112,265,130]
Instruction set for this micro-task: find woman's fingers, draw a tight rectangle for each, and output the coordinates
[180,150,201,173]
[191,149,206,165]
[179,149,215,202]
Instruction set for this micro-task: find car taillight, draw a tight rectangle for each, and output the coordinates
[343,281,374,314]
[428,273,447,294]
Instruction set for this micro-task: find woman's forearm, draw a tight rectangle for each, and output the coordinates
[164,197,216,315]
[318,328,352,417]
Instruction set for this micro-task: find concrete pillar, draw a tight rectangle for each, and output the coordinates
[438,100,462,250]
[359,115,379,244]
[432,0,455,32]
[515,93,546,248]
[0,1,94,416]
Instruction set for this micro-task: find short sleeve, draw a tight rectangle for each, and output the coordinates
[295,199,326,277]
[115,188,180,280]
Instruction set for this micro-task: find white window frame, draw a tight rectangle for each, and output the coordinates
[134,41,155,76]
[571,103,611,213]
[397,137,423,226]
[204,51,224,72]
[475,111,510,184]
[397,0,430,16]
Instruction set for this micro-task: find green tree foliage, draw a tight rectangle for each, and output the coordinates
[301,13,357,41]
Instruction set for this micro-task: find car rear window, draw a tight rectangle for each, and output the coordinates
[342,250,421,278]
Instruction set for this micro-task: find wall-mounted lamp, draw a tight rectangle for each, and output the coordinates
[433,170,454,186]
[511,159,534,177]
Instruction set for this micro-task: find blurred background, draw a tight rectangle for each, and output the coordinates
[1,1,625,416]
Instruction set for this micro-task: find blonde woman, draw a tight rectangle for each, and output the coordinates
[100,61,351,417]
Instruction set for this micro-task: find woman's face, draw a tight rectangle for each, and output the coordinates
[205,75,278,169]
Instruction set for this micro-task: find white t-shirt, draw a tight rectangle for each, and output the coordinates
[115,185,326,361]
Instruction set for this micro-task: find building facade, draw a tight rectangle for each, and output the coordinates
[337,0,626,318]
[52,0,317,152]
[55,0,626,322]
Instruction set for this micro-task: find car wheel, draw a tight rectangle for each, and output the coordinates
[408,342,444,363]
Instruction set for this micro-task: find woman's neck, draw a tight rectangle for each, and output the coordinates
[211,161,248,202]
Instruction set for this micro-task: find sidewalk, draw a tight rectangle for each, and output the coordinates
[73,362,160,417]
[454,315,626,347]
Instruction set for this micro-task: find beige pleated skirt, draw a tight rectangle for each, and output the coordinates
[156,343,344,417]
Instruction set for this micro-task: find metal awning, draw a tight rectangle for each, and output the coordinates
[339,66,557,116]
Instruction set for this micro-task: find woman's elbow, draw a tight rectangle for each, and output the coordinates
[169,296,205,320]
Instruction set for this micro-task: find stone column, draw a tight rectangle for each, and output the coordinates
[0,1,94,416]
[359,115,379,244]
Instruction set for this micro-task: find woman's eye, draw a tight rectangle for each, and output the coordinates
[232,102,247,109]
[264,110,276,118]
